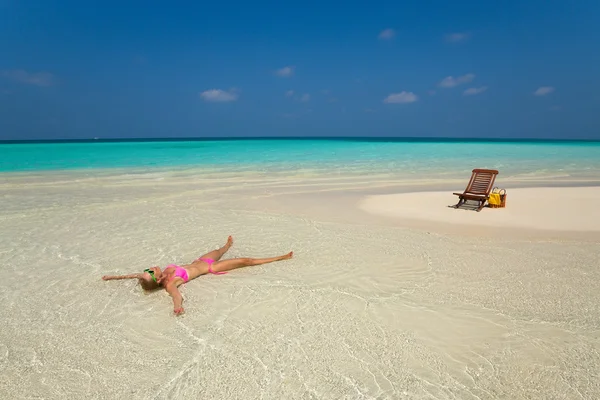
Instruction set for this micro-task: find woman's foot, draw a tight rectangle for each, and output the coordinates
[282,251,293,260]
[195,236,234,263]
[224,235,233,251]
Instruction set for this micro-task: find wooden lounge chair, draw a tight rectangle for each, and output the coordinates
[453,169,499,212]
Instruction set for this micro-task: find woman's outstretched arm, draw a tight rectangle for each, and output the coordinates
[102,273,142,281]
[165,283,184,315]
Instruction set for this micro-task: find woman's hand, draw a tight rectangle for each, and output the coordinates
[166,283,184,316]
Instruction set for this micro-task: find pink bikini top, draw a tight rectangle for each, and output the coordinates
[167,265,189,282]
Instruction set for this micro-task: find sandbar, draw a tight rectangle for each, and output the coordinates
[359,186,600,233]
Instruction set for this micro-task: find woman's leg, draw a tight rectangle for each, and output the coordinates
[210,252,293,273]
[197,236,234,262]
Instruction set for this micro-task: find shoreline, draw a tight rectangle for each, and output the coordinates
[215,183,600,242]
[2,164,600,187]
[3,169,600,241]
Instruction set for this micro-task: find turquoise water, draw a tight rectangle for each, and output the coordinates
[1,138,600,178]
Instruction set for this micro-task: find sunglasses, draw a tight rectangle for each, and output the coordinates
[143,268,157,282]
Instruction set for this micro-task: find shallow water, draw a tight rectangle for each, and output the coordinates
[2,139,600,183]
[1,170,599,399]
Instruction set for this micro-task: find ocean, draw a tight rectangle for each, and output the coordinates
[2,138,600,182]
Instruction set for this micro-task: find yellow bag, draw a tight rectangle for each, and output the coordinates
[488,188,506,208]
[488,193,501,206]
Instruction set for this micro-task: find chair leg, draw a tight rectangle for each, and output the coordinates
[476,200,485,212]
[454,197,465,209]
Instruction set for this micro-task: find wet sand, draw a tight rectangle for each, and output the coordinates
[0,171,599,399]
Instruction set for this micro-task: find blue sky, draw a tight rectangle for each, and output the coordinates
[1,0,599,140]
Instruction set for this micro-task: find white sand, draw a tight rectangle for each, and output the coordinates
[1,171,599,399]
[360,187,600,232]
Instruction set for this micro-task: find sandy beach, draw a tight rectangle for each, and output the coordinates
[1,170,599,399]
[360,186,600,233]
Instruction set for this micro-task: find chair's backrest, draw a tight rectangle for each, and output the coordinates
[464,169,499,195]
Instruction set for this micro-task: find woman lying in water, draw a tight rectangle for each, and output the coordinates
[102,236,293,315]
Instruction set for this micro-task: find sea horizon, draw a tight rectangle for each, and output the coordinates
[2,136,600,144]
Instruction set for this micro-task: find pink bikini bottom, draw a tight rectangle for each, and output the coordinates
[197,257,227,275]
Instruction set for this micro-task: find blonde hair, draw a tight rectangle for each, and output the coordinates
[138,276,160,291]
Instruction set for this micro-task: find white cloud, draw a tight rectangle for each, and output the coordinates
[199,89,238,102]
[1,69,56,86]
[439,73,475,88]
[285,91,310,102]
[445,32,470,43]
[383,91,418,104]
[534,86,555,96]
[275,66,295,77]
[378,28,395,40]
[463,86,488,96]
